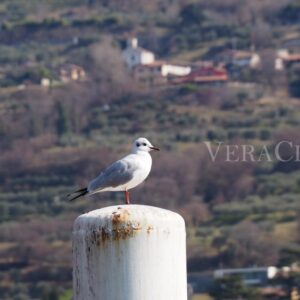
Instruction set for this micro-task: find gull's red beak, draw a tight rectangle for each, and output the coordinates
[150,146,160,151]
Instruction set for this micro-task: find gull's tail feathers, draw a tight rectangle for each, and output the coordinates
[68,187,88,202]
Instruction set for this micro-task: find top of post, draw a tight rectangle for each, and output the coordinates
[73,205,185,242]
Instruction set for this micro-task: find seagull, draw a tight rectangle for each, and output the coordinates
[68,137,159,204]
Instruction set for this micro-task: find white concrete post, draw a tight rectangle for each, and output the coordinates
[72,205,187,300]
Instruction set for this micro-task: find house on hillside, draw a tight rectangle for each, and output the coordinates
[284,53,300,65]
[122,38,155,69]
[59,64,86,83]
[122,37,191,85]
[133,60,191,85]
[216,50,261,69]
[275,49,300,70]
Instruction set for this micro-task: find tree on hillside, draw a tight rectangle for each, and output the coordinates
[55,101,71,136]
[278,2,300,24]
[251,21,273,49]
[288,64,300,98]
[87,36,136,101]
[179,3,205,27]
[180,201,211,226]
[259,49,277,90]
[298,213,300,243]
[197,146,255,203]
[221,221,279,267]
[272,129,300,173]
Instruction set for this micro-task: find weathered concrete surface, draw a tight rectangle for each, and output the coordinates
[73,204,187,300]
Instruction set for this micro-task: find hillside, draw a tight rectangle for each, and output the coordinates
[1,1,300,299]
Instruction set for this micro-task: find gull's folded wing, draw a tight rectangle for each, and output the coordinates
[88,158,137,193]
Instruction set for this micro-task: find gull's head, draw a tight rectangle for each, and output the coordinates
[132,137,160,153]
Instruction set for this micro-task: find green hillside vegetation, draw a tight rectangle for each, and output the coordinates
[0,0,300,299]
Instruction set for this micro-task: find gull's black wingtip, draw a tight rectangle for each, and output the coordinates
[68,187,88,202]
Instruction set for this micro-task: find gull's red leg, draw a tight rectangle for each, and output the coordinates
[125,190,130,205]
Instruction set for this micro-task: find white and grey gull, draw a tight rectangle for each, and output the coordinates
[68,137,159,204]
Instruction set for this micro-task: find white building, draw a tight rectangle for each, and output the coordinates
[218,50,261,69]
[59,64,86,83]
[232,51,261,68]
[40,78,51,87]
[123,37,191,85]
[133,61,191,86]
[214,266,278,286]
[161,63,191,77]
[122,38,155,69]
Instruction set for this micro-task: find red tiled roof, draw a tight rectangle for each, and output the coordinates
[260,287,287,297]
[284,54,300,62]
[171,67,228,84]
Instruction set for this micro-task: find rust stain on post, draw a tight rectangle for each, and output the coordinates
[111,208,141,241]
[112,208,131,225]
[89,208,143,246]
[101,228,110,244]
[147,225,154,234]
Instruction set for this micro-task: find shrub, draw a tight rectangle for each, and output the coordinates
[259,129,271,140]
[178,84,198,96]
[242,130,257,139]
[288,65,300,98]
[278,3,300,24]
[179,3,205,27]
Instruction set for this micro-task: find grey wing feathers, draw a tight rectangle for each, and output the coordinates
[88,159,136,192]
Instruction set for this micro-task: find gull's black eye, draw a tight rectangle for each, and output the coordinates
[143,143,147,146]
[136,143,140,147]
